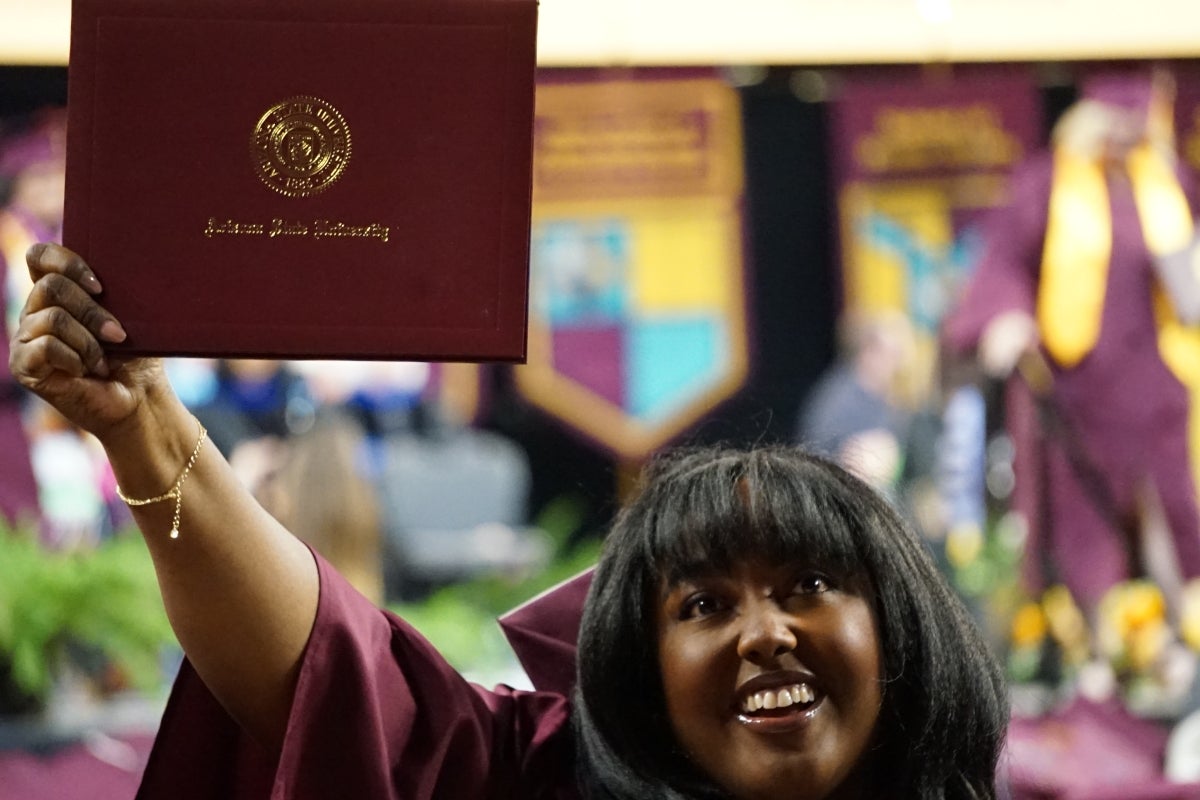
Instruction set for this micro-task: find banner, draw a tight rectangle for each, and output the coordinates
[515,73,750,461]
[832,69,1042,403]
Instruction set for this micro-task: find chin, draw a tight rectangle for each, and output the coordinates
[715,761,864,800]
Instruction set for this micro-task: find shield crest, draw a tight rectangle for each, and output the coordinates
[516,75,749,460]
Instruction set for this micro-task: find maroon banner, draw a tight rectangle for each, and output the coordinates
[830,66,1042,402]
[514,69,750,461]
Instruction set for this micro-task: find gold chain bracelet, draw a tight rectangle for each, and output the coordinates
[115,418,208,540]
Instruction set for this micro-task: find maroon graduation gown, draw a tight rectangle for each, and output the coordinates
[136,552,584,799]
[944,152,1200,610]
[0,244,39,528]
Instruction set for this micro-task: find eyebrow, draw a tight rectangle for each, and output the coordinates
[658,565,733,600]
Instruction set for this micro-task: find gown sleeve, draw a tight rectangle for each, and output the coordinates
[135,550,576,800]
[942,154,1054,356]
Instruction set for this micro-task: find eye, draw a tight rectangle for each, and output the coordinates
[794,572,835,595]
[679,592,725,620]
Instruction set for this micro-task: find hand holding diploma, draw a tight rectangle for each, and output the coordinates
[8,242,318,754]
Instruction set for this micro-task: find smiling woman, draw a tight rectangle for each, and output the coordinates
[575,447,1008,799]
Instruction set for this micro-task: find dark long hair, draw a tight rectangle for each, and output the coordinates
[573,445,1008,799]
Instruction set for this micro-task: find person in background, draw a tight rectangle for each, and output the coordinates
[191,358,317,497]
[796,309,915,494]
[260,410,385,605]
[0,111,66,529]
[26,400,129,547]
[943,67,1200,619]
[190,359,384,599]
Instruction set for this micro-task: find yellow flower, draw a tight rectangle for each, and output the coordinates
[946,523,984,568]
[1096,581,1169,669]
[1119,582,1166,630]
[1128,619,1171,673]
[1011,602,1047,649]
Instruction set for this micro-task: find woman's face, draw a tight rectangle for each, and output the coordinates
[657,558,882,800]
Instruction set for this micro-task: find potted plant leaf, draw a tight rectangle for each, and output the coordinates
[0,521,176,718]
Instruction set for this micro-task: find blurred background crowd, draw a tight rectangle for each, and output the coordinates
[5,10,1200,798]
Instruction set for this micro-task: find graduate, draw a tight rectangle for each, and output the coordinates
[0,115,63,527]
[944,68,1200,615]
[9,243,1007,799]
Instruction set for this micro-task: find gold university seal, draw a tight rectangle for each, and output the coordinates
[251,96,351,197]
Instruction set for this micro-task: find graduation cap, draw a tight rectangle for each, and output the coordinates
[497,568,594,696]
[1065,66,1177,158]
[1081,69,1159,119]
[1079,65,1179,140]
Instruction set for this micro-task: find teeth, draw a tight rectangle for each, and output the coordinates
[741,683,815,714]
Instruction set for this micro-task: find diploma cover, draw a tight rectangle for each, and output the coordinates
[64,0,537,361]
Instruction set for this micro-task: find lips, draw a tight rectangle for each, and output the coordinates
[735,672,822,732]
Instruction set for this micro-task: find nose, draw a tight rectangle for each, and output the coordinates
[736,600,798,664]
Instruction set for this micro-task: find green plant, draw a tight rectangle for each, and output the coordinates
[389,493,602,678]
[0,522,176,709]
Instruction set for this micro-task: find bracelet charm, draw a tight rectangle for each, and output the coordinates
[116,418,208,540]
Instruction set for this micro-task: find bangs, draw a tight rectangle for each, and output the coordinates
[643,450,869,586]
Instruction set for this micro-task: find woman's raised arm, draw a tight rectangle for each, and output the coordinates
[8,243,318,753]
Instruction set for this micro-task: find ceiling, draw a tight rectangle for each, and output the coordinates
[1,0,1198,67]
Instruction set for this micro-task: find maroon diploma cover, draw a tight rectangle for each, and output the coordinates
[64,0,537,361]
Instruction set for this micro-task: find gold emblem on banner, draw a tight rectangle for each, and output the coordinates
[251,96,351,197]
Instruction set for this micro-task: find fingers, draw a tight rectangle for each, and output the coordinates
[25,243,103,295]
[12,243,128,387]
[15,304,112,379]
[9,325,92,385]
[20,268,126,345]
